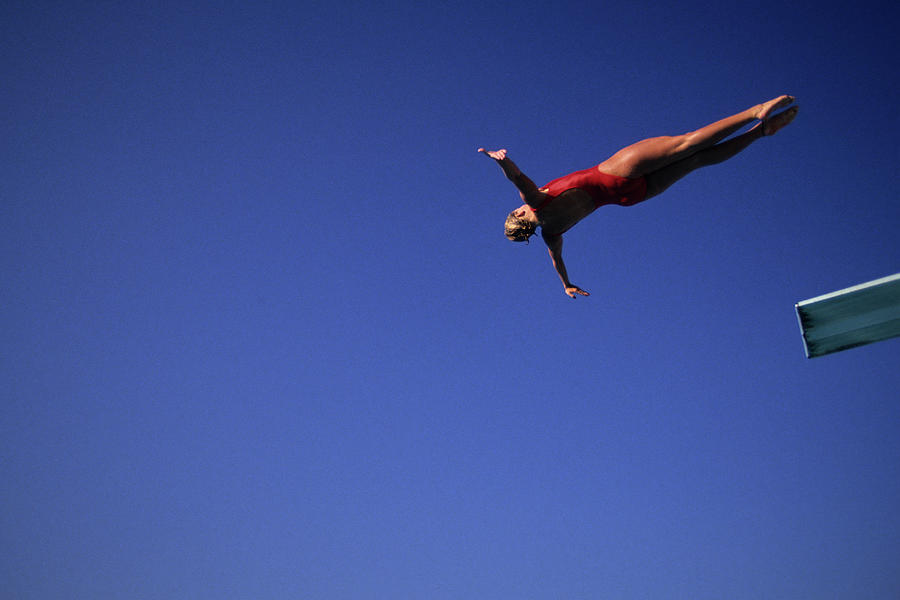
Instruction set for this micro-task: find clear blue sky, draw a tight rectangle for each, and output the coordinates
[2,1,898,598]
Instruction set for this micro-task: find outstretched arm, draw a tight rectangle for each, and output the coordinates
[478,148,542,206]
[545,234,589,298]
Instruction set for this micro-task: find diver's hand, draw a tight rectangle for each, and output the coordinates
[477,148,507,161]
[565,284,590,299]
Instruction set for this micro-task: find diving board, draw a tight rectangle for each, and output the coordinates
[795,273,900,358]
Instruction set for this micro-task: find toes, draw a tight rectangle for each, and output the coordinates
[763,106,799,135]
[776,95,795,111]
[759,95,796,120]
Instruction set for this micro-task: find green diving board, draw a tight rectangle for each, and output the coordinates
[796,273,900,358]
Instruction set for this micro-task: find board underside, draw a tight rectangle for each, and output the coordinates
[795,273,900,358]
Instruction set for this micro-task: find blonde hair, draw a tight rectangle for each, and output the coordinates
[504,210,537,243]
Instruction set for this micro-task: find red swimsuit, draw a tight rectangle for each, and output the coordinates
[531,166,647,212]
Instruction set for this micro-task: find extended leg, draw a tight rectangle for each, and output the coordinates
[643,106,798,199]
[598,95,794,178]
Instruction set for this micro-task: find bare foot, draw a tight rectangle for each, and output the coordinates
[762,106,799,136]
[756,95,795,120]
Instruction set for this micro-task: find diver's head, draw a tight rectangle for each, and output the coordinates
[504,206,538,243]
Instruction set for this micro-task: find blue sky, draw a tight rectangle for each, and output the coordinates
[2,1,898,598]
